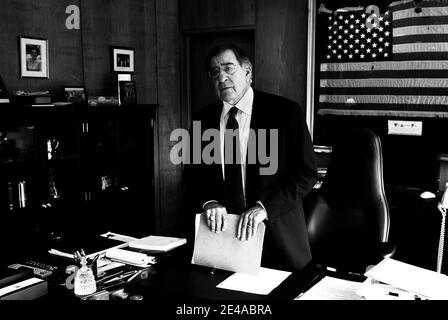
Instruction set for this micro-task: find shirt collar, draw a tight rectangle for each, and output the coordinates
[223,86,254,117]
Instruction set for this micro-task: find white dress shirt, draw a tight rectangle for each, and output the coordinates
[220,86,254,198]
[203,87,267,213]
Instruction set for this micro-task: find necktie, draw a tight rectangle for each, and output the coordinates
[224,107,245,214]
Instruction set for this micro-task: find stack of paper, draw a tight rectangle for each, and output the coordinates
[295,276,363,300]
[359,258,448,300]
[129,235,186,252]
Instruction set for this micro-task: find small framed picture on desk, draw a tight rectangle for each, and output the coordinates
[119,81,137,106]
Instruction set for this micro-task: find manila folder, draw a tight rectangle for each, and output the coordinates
[191,213,265,275]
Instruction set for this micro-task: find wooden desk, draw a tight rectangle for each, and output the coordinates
[18,246,320,302]
[125,248,321,301]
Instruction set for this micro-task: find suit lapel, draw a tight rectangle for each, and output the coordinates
[246,90,263,204]
[207,102,224,187]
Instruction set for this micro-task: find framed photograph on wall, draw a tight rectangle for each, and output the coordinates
[64,87,87,105]
[111,47,135,73]
[19,36,49,78]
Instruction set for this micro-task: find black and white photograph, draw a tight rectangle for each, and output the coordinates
[1,0,448,315]
[111,46,134,73]
[118,81,137,106]
[19,36,49,78]
[64,86,87,105]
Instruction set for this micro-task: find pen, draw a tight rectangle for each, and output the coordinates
[98,270,124,282]
[104,271,135,284]
[126,270,143,284]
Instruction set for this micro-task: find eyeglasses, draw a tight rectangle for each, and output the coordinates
[208,64,240,79]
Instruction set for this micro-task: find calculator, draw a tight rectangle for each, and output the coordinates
[8,260,59,279]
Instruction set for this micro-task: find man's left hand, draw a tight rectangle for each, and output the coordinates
[237,204,267,241]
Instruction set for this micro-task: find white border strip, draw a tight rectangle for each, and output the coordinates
[306,0,317,139]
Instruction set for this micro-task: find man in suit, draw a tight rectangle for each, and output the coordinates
[186,44,317,270]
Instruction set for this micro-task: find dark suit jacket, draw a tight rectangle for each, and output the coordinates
[185,89,317,270]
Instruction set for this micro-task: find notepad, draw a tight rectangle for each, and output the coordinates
[129,235,186,252]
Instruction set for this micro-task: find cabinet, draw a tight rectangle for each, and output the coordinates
[0,104,157,260]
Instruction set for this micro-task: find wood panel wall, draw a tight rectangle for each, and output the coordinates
[154,0,184,234]
[255,0,309,112]
[81,0,158,103]
[0,0,83,99]
[180,0,256,32]
[180,0,309,111]
[0,0,183,235]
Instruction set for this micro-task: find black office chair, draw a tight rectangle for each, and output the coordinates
[306,127,395,274]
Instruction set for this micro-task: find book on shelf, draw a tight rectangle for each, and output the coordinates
[129,235,187,252]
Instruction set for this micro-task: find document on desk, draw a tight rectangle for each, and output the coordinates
[295,276,363,300]
[217,267,291,295]
[191,213,265,275]
[365,258,448,300]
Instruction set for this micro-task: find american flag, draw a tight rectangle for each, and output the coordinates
[319,0,448,116]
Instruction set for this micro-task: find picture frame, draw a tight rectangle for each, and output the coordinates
[119,81,137,106]
[111,47,135,73]
[19,36,49,78]
[64,86,87,105]
[0,75,10,103]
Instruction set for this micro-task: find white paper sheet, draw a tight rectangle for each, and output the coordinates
[216,267,291,295]
[295,276,363,300]
[365,258,448,300]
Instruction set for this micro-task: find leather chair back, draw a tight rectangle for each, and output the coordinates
[306,127,390,272]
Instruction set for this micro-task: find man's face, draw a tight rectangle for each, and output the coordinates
[209,49,252,105]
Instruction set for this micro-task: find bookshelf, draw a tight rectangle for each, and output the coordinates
[0,104,158,262]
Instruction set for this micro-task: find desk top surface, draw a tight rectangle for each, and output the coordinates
[127,250,322,300]
[31,246,323,301]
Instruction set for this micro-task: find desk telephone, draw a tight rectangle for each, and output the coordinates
[8,260,59,278]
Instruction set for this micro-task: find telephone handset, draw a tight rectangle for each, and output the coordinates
[437,183,448,273]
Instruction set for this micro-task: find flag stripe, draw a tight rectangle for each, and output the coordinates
[318,108,448,117]
[321,69,448,79]
[319,102,448,112]
[393,52,448,60]
[394,24,448,37]
[320,87,448,96]
[394,16,448,28]
[321,78,448,88]
[393,8,448,23]
[394,34,448,44]
[321,60,448,71]
[319,94,448,105]
[390,0,448,12]
[394,42,448,53]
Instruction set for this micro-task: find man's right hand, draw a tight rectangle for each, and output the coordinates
[203,202,228,233]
